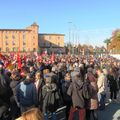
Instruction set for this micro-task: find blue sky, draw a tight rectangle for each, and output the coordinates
[0,0,120,46]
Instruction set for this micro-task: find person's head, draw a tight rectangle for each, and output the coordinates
[0,63,4,74]
[87,67,93,73]
[96,66,103,76]
[30,66,34,72]
[65,73,71,81]
[43,69,50,75]
[35,71,42,81]
[11,71,20,80]
[45,76,52,85]
[18,108,43,120]
[26,73,32,80]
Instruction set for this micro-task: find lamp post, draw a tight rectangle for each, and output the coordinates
[68,22,72,54]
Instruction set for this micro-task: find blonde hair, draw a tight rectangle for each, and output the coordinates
[43,69,50,75]
[22,108,43,120]
[35,71,42,81]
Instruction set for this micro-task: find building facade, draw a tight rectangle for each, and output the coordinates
[0,23,39,53]
[38,33,65,54]
[0,23,65,54]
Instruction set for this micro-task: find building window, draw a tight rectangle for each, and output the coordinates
[12,47,16,52]
[5,36,8,39]
[12,41,15,45]
[33,48,36,52]
[23,35,25,39]
[58,36,60,39]
[23,47,26,52]
[23,42,26,45]
[6,47,9,52]
[33,43,35,45]
[5,41,9,45]
[12,35,15,39]
[33,36,35,39]
[44,43,46,46]
[58,42,60,46]
[28,48,30,51]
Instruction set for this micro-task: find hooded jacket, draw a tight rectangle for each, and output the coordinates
[16,79,38,107]
[67,78,86,108]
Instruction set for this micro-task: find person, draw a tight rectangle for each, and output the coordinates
[0,63,12,119]
[96,66,106,110]
[16,108,43,120]
[10,71,21,120]
[85,67,98,120]
[42,76,60,120]
[16,73,38,113]
[107,68,118,102]
[67,73,90,120]
[61,73,72,119]
[34,71,45,111]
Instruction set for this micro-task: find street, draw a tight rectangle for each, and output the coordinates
[98,102,120,120]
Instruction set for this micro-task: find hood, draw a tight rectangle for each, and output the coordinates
[23,79,33,85]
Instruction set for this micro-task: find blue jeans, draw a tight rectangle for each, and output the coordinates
[98,93,106,110]
[44,112,57,120]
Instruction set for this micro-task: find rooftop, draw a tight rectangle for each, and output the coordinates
[0,29,31,31]
[39,33,65,36]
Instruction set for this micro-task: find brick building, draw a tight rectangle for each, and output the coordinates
[0,22,38,53]
[0,22,64,54]
[38,33,65,54]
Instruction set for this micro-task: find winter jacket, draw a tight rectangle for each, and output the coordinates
[108,74,118,91]
[10,80,20,104]
[67,78,86,108]
[16,80,38,107]
[0,73,12,105]
[61,80,72,102]
[97,73,106,94]
[35,78,45,110]
[86,73,98,110]
[42,83,60,113]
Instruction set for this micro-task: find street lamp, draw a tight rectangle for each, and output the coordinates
[68,22,72,54]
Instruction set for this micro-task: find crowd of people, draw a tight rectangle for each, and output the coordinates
[0,53,120,120]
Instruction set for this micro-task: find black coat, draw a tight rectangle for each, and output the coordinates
[10,80,20,103]
[61,80,72,102]
[37,78,45,110]
[0,74,12,105]
[108,75,118,91]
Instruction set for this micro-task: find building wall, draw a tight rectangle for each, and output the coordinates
[38,34,65,53]
[39,34,64,47]
[0,23,64,53]
[0,23,39,52]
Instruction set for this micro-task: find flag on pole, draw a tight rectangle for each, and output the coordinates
[17,52,22,70]
[51,52,55,64]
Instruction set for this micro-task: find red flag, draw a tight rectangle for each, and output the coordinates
[0,53,6,60]
[38,55,42,62]
[51,52,55,64]
[23,54,27,63]
[17,52,22,70]
[42,50,47,57]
